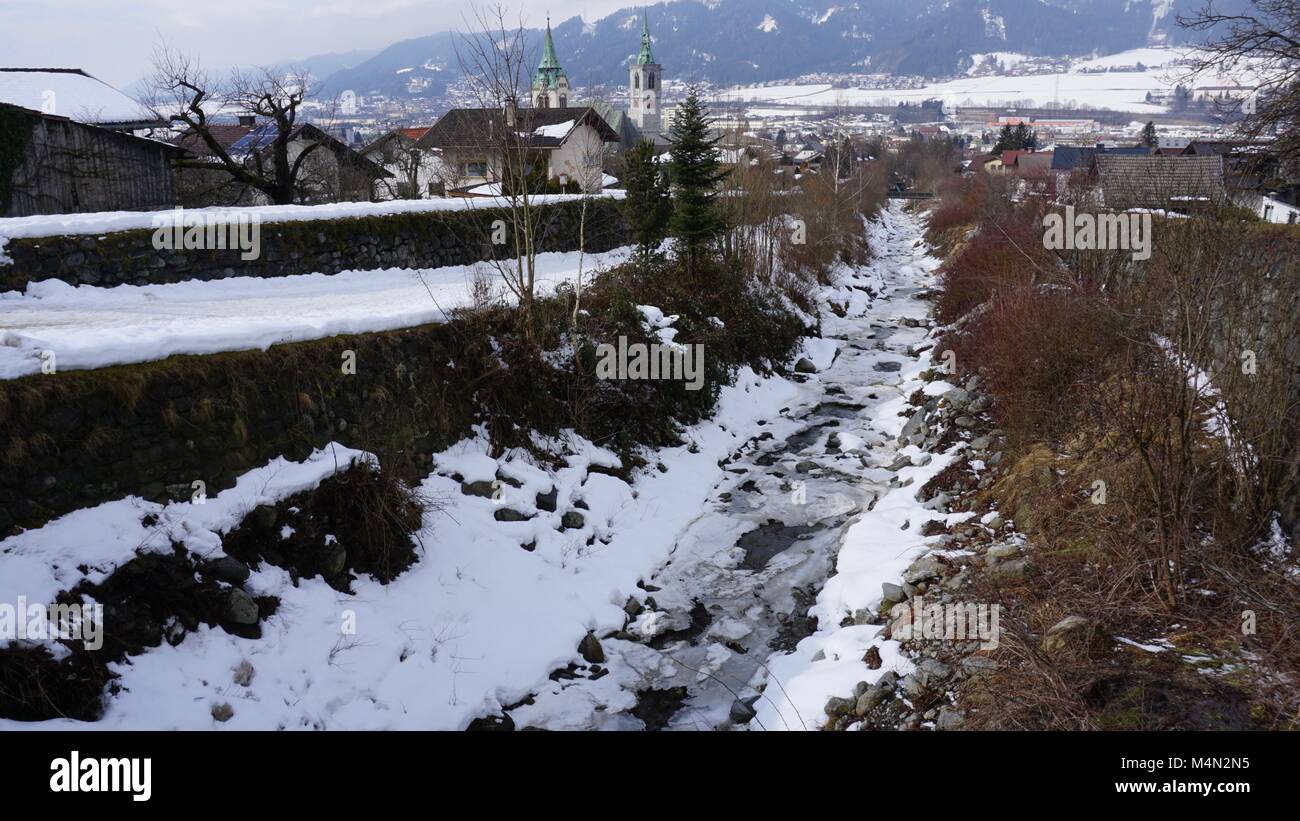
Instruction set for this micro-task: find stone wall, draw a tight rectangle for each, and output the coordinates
[0,322,484,535]
[0,198,630,291]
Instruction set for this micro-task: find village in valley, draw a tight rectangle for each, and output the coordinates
[0,6,1294,221]
[1,0,1299,770]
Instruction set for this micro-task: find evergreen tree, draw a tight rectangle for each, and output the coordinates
[993,124,1015,154]
[1140,120,1159,148]
[1013,122,1032,151]
[667,87,728,274]
[621,139,671,265]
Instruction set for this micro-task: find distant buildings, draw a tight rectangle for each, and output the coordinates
[171,118,389,206]
[418,104,619,193]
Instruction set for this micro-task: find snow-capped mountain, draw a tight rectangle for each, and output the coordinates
[316,0,1215,97]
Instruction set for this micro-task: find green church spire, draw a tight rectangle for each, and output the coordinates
[538,17,562,75]
[637,9,656,65]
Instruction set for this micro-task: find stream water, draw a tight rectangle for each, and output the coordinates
[506,205,940,730]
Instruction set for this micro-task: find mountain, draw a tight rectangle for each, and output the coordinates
[123,47,381,100]
[288,47,383,82]
[316,0,1215,98]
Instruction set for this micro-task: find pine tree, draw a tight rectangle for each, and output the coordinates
[1013,122,1031,151]
[993,124,1015,154]
[667,87,728,275]
[621,139,671,265]
[1140,120,1159,148]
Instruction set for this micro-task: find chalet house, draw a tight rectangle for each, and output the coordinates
[1095,154,1227,212]
[417,104,619,194]
[172,118,389,206]
[0,102,182,217]
[362,127,450,199]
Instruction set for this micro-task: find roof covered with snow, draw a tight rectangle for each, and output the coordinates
[0,68,163,129]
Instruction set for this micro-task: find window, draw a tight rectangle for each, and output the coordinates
[1290,212,1298,224]
[559,95,567,107]
[648,74,655,91]
[463,161,487,178]
[634,75,640,90]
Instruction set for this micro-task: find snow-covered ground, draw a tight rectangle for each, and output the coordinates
[0,192,622,249]
[0,247,631,379]
[720,47,1255,114]
[0,202,957,731]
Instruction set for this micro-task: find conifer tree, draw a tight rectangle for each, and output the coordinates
[1141,120,1159,148]
[621,139,671,265]
[667,87,728,274]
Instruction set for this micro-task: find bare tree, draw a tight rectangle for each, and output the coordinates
[455,3,547,337]
[150,43,331,205]
[568,94,614,323]
[1181,0,1300,172]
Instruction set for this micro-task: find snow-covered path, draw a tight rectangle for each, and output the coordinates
[0,246,630,380]
[508,204,960,730]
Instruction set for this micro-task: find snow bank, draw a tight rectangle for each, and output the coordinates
[0,246,632,379]
[0,368,803,730]
[0,191,624,247]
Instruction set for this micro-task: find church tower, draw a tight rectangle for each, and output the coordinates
[532,18,569,109]
[628,10,661,139]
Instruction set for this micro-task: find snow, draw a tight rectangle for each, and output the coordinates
[0,69,158,126]
[719,47,1259,114]
[0,246,632,379]
[533,120,575,139]
[0,366,805,729]
[757,14,779,33]
[0,193,621,250]
[0,444,369,628]
[967,52,1031,75]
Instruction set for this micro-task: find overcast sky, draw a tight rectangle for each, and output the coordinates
[1,0,634,87]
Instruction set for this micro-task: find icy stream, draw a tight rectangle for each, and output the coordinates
[508,205,944,730]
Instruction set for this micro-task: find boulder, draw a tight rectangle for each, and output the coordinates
[855,686,890,716]
[223,589,260,625]
[824,696,854,718]
[1039,615,1095,655]
[461,480,497,499]
[903,555,943,584]
[987,558,1032,581]
[561,511,586,530]
[206,556,251,585]
[937,707,966,731]
[535,487,558,512]
[881,582,907,605]
[578,632,605,664]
